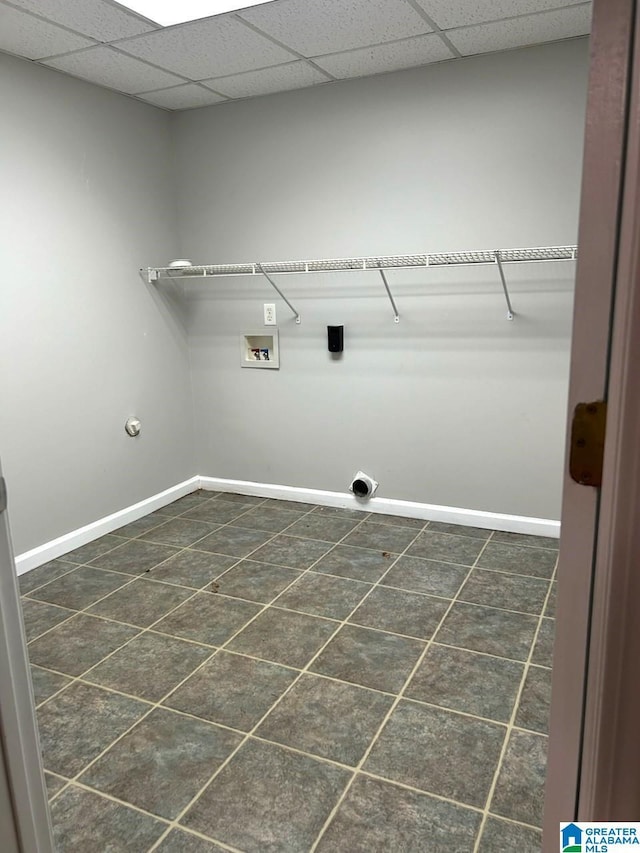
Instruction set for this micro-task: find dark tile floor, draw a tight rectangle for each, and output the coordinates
[19,490,557,853]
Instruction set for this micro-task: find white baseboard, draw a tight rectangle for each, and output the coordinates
[15,473,560,577]
[14,477,199,575]
[200,476,561,539]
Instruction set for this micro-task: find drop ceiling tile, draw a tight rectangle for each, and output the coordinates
[447,5,592,55]
[0,4,94,59]
[117,15,296,80]
[238,0,432,57]
[415,0,590,30]
[314,33,453,79]
[6,0,157,42]
[205,61,328,99]
[42,46,185,94]
[138,84,227,109]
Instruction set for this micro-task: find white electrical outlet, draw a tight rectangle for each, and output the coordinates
[264,303,276,325]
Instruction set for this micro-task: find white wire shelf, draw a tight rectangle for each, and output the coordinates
[141,244,578,324]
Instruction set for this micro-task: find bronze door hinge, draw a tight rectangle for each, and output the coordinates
[569,401,607,486]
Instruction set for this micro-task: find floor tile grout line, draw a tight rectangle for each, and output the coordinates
[43,503,373,834]
[308,534,497,852]
[23,524,556,600]
[144,510,426,851]
[25,554,553,638]
[27,496,316,679]
[31,498,552,845]
[35,642,549,737]
[471,553,559,850]
[30,571,552,712]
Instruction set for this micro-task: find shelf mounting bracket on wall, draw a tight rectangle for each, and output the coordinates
[256,263,301,324]
[495,251,515,320]
[378,269,400,323]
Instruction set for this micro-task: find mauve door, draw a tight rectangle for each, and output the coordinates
[544,0,638,844]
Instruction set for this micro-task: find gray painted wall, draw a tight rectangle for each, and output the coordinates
[0,54,195,553]
[173,39,589,520]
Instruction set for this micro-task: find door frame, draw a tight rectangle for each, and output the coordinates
[544,0,639,842]
[0,468,54,852]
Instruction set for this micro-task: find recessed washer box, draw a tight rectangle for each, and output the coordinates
[241,330,279,369]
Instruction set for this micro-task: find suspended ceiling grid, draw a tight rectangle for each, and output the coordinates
[0,0,592,110]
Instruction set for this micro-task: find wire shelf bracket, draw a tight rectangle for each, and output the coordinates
[495,252,515,320]
[378,269,400,323]
[256,262,301,324]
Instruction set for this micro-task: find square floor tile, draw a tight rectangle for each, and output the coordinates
[28,614,139,676]
[140,518,219,547]
[515,665,551,734]
[19,560,76,595]
[113,515,167,538]
[478,816,542,852]
[349,586,448,639]
[532,618,555,667]
[164,651,297,731]
[214,560,301,603]
[228,607,336,668]
[311,624,424,693]
[37,682,148,777]
[45,771,67,800]
[491,531,558,550]
[30,665,72,706]
[249,534,332,569]
[310,505,366,519]
[21,599,74,642]
[87,578,193,628]
[426,521,491,539]
[342,522,417,554]
[90,540,180,575]
[491,730,547,826]
[164,492,215,514]
[364,700,505,807]
[217,493,265,505]
[28,566,132,611]
[85,632,212,702]
[406,644,523,722]
[195,526,273,558]
[51,785,166,852]
[182,739,350,852]
[62,534,125,564]
[316,775,481,852]
[265,498,317,511]
[154,592,261,646]
[382,555,467,598]
[80,708,241,820]
[406,531,485,565]
[146,549,237,589]
[458,569,550,615]
[257,673,393,766]
[184,499,255,524]
[236,505,307,532]
[285,514,360,543]
[276,572,371,619]
[367,513,425,530]
[313,545,394,582]
[435,603,538,661]
[156,830,228,852]
[477,542,557,579]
